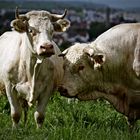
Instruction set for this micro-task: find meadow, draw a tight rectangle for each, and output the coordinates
[0,93,140,140]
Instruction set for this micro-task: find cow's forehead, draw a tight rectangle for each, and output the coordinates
[27,11,53,30]
[29,16,50,25]
[27,12,50,22]
[26,10,51,18]
[65,43,88,64]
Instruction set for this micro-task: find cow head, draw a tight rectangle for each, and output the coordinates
[11,7,70,58]
[58,43,106,97]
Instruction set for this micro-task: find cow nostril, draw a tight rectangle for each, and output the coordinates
[48,44,53,49]
[40,44,53,49]
[63,88,68,94]
[40,45,45,49]
[58,86,68,94]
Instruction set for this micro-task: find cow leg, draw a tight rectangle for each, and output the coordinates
[29,62,42,105]
[5,82,21,128]
[34,96,48,128]
[34,111,45,129]
[34,86,53,128]
[19,98,29,125]
[127,117,137,133]
[23,100,28,125]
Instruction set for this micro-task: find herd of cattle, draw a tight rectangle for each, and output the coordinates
[1,8,140,131]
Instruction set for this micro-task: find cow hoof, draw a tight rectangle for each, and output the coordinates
[28,102,33,107]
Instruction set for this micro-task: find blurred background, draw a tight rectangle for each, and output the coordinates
[0,0,140,51]
[0,1,140,138]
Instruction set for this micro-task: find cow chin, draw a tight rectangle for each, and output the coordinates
[60,92,76,98]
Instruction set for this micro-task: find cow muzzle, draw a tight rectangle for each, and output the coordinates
[58,86,74,98]
[39,43,55,57]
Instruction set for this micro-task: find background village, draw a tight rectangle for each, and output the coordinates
[1,1,140,139]
[0,0,140,51]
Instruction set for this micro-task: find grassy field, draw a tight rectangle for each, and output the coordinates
[0,93,140,140]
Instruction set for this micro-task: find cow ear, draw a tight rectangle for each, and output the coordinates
[53,19,70,32]
[83,46,105,69]
[93,53,106,69]
[11,7,29,33]
[58,48,69,58]
[10,19,29,33]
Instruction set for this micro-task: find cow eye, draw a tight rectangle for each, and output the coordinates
[43,17,49,20]
[77,65,85,72]
[29,28,33,33]
[71,64,85,74]
[50,29,54,35]
[29,27,39,36]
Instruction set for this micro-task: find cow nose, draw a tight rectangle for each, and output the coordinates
[58,86,69,97]
[40,43,55,57]
[40,43,54,50]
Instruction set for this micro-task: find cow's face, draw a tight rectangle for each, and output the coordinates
[58,43,105,97]
[27,14,55,57]
[11,8,70,58]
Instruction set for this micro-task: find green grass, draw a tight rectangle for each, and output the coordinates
[0,94,140,140]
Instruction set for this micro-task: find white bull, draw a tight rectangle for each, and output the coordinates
[0,8,70,128]
[59,23,140,130]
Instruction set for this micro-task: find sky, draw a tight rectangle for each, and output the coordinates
[89,0,140,9]
[50,0,140,9]
[2,0,140,9]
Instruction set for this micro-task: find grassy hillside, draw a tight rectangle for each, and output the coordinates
[0,93,140,140]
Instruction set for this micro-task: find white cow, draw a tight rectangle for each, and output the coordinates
[59,23,140,130]
[0,8,70,128]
